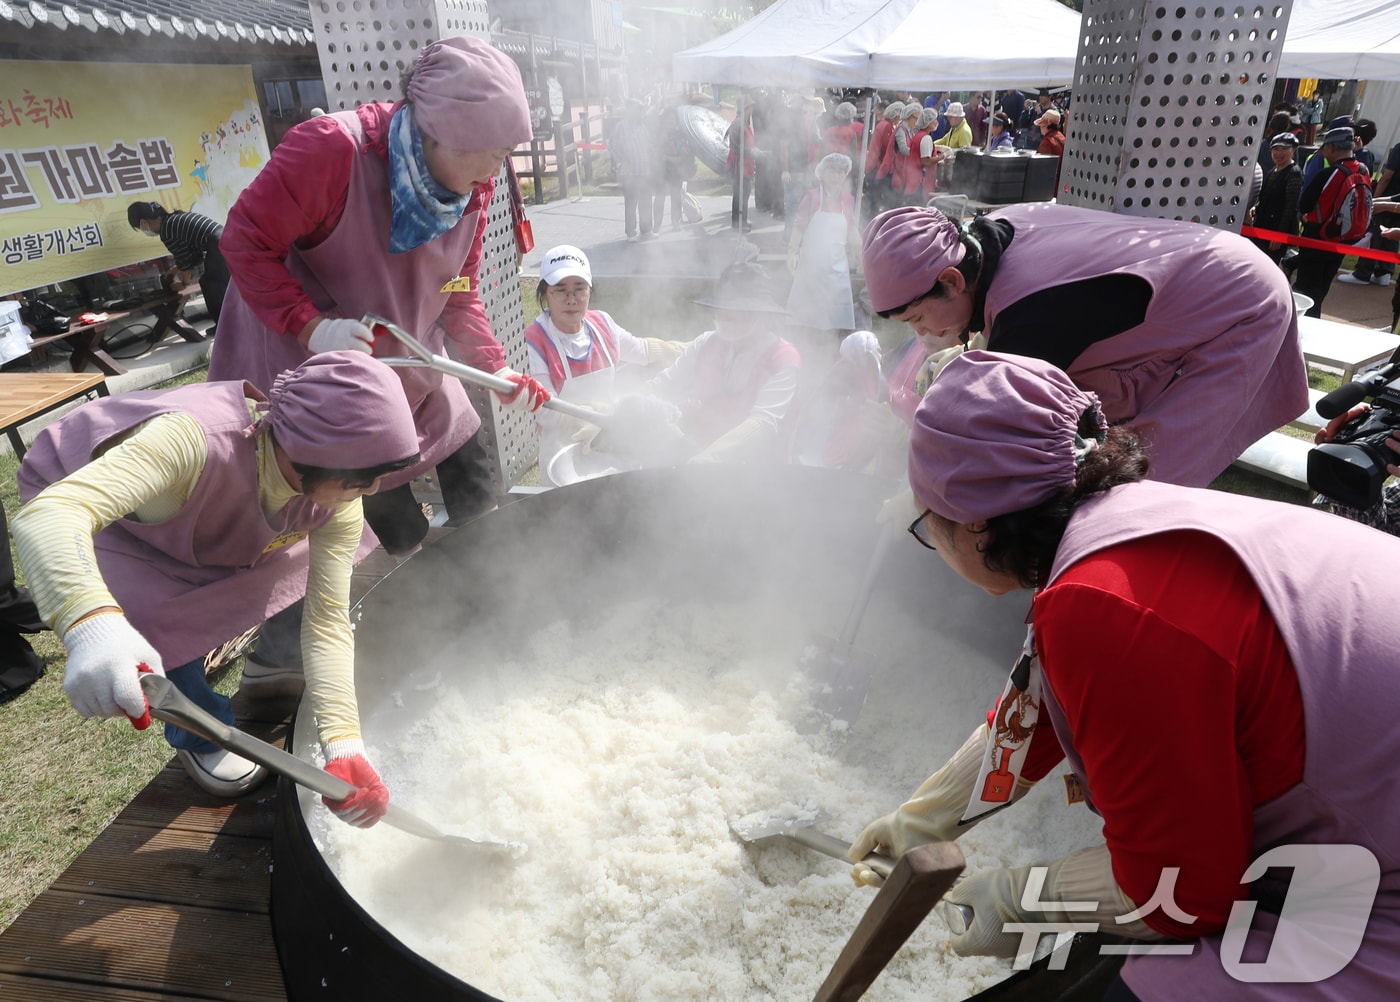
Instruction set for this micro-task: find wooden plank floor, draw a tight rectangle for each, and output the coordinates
[0,692,295,1001]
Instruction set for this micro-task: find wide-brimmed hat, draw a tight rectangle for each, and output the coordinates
[1035,109,1062,126]
[692,262,788,314]
[944,102,965,118]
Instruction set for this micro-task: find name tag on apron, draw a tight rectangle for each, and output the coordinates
[440,276,472,293]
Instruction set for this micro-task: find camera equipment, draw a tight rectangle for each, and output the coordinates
[1308,358,1400,508]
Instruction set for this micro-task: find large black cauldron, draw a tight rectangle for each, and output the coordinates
[272,466,1123,1000]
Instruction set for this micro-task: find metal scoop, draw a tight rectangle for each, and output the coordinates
[140,673,525,857]
[361,312,610,428]
[729,802,894,879]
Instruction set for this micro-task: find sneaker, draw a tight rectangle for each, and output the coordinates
[1374,274,1392,287]
[239,655,305,699]
[1337,272,1371,285]
[176,748,268,798]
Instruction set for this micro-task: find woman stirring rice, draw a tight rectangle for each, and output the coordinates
[848,349,1400,1001]
[13,352,417,826]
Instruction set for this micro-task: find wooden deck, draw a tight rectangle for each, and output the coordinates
[0,533,420,999]
[0,691,294,1000]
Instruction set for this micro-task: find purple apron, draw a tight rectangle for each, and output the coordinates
[1039,480,1400,999]
[18,383,350,668]
[209,109,483,493]
[985,204,1309,488]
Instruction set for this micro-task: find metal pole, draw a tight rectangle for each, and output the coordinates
[855,94,874,224]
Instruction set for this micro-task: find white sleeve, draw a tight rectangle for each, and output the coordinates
[749,361,800,431]
[598,311,649,366]
[650,332,711,399]
[919,134,933,158]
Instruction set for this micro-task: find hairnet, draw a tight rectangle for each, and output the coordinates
[407,36,531,152]
[265,351,419,471]
[862,206,966,312]
[883,102,906,121]
[817,153,852,179]
[908,350,1104,523]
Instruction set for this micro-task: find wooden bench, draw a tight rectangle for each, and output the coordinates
[1233,430,1313,490]
[0,371,109,457]
[25,284,204,377]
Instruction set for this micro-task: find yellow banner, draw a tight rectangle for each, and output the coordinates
[0,60,269,296]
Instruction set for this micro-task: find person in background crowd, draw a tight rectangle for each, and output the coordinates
[781,94,820,241]
[126,202,230,331]
[1353,118,1379,174]
[1342,133,1400,288]
[652,99,696,234]
[786,154,860,353]
[610,99,657,242]
[1035,108,1065,157]
[1246,132,1303,265]
[910,108,940,203]
[1293,126,1371,318]
[727,100,759,233]
[967,93,989,147]
[752,89,787,220]
[864,101,904,218]
[932,102,972,152]
[14,352,420,818]
[849,348,1400,1002]
[0,506,46,698]
[893,105,924,207]
[998,88,1025,135]
[1299,92,1325,145]
[209,36,549,689]
[823,102,865,178]
[987,111,1014,151]
[861,203,1308,487]
[525,245,683,486]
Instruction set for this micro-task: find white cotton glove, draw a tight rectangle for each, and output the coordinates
[692,415,768,464]
[61,613,164,723]
[941,845,1165,960]
[321,739,390,828]
[492,366,552,413]
[787,243,801,274]
[307,318,375,354]
[849,723,1033,887]
[643,337,686,367]
[876,486,920,528]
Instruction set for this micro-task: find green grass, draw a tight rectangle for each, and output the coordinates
[0,365,226,933]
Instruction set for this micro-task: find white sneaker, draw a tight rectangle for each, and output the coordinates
[1374,274,1392,287]
[239,655,305,699]
[176,748,268,798]
[1336,272,1370,285]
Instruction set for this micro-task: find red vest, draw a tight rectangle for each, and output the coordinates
[524,310,620,391]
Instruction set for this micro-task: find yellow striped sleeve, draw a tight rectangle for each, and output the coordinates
[13,412,207,636]
[299,497,365,744]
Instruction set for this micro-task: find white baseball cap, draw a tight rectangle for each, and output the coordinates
[541,244,592,286]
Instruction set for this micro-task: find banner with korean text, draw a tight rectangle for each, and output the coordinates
[0,60,269,296]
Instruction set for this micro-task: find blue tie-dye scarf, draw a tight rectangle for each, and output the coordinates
[388,105,470,254]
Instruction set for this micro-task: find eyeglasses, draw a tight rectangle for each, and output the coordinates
[907,509,937,551]
[547,285,589,300]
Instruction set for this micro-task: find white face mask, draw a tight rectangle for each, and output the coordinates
[141,225,159,237]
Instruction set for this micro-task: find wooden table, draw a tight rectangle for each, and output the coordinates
[0,372,109,457]
[25,287,204,377]
[1297,315,1400,383]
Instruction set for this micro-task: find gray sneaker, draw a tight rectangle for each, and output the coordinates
[1337,272,1371,285]
[1374,274,1392,287]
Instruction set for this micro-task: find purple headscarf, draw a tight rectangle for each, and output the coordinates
[862,206,966,312]
[263,352,419,470]
[407,36,531,152]
[908,350,1105,523]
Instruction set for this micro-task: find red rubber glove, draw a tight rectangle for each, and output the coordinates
[494,367,552,413]
[322,743,389,828]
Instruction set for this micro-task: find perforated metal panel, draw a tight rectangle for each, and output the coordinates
[1061,1,1294,230]
[305,0,536,492]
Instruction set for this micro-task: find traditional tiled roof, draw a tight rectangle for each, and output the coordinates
[0,0,314,46]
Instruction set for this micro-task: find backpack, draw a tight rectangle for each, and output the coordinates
[1313,159,1373,244]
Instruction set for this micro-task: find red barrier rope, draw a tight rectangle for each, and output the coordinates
[1241,225,1400,264]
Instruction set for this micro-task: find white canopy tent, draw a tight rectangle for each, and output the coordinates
[670,0,1082,90]
[1277,0,1400,82]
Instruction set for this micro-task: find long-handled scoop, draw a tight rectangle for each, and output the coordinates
[799,521,899,725]
[140,673,525,857]
[729,804,895,879]
[362,312,609,428]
